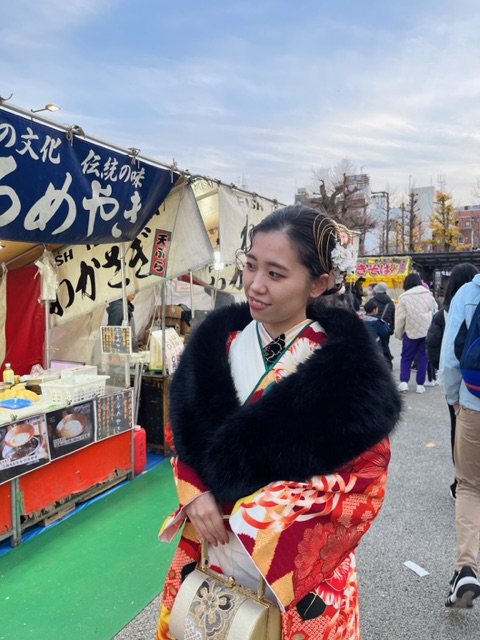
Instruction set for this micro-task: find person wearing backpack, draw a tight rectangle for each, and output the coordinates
[427,263,478,500]
[440,271,480,608]
[372,281,395,367]
[362,299,391,366]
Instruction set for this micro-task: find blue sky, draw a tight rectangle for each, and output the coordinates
[2,0,480,207]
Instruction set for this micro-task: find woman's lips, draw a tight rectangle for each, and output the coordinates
[249,297,269,311]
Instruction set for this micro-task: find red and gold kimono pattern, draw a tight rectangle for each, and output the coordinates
[157,323,391,640]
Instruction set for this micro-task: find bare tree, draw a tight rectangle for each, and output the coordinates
[304,160,376,254]
[310,159,358,195]
[473,177,480,202]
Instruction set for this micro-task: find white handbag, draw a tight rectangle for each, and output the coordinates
[170,537,282,640]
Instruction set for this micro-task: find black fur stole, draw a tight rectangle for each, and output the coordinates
[169,303,402,502]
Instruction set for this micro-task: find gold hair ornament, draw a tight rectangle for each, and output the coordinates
[330,223,356,283]
[313,214,355,284]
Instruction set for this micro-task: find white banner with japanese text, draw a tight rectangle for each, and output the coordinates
[51,184,213,325]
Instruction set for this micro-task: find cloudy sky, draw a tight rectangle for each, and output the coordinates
[1,0,479,207]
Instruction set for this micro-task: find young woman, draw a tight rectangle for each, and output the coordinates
[156,204,402,640]
[395,273,437,394]
[427,263,478,499]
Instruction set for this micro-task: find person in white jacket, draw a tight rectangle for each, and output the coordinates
[395,272,437,393]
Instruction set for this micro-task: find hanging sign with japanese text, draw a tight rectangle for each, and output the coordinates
[354,256,411,279]
[0,106,179,244]
[95,389,133,441]
[150,229,172,276]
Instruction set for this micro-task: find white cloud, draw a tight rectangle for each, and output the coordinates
[2,0,480,206]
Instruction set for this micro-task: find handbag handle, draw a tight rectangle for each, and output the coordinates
[200,516,267,600]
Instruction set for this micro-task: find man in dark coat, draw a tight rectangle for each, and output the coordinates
[107,294,138,350]
[372,282,395,367]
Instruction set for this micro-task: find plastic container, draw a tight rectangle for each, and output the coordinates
[60,365,98,379]
[40,375,109,404]
[3,364,14,384]
[133,425,147,475]
[0,398,33,409]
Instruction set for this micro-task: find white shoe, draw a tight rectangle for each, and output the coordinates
[398,382,409,392]
[416,385,426,394]
[434,380,440,386]
[424,381,435,387]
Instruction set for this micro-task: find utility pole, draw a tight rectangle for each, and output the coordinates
[409,191,418,252]
[400,203,406,253]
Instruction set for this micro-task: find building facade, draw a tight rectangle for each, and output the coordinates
[455,205,480,249]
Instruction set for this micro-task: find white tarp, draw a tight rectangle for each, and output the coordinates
[158,182,213,279]
[50,279,215,368]
[193,185,283,295]
[218,184,281,264]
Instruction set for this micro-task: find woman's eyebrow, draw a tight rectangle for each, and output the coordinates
[266,260,288,271]
[247,252,288,271]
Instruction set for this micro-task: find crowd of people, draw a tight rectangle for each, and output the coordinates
[154,202,480,639]
[339,264,480,611]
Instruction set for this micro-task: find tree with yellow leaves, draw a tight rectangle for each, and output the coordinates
[429,191,460,251]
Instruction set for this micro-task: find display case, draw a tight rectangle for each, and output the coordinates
[0,387,135,547]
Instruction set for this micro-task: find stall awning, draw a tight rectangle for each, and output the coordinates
[0,104,180,245]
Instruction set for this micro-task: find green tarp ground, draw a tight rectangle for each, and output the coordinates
[0,462,178,640]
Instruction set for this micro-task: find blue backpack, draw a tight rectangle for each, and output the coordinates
[459,302,480,398]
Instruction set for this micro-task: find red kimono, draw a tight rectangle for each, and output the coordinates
[157,314,395,639]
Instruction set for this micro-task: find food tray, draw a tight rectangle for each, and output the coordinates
[40,375,109,404]
[0,398,34,409]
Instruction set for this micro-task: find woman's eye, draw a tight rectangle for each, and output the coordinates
[269,271,281,278]
[245,261,255,270]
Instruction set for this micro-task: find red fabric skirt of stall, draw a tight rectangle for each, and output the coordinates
[3,265,44,375]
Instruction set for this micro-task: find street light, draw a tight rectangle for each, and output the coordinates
[371,191,391,254]
[31,103,61,114]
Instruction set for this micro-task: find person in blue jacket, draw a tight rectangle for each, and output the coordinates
[440,272,480,608]
[427,263,478,499]
[362,298,391,366]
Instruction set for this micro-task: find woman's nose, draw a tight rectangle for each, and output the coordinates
[250,270,267,292]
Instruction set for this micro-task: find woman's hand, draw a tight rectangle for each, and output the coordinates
[184,492,229,546]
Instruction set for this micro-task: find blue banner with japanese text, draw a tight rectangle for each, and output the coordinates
[0,107,180,244]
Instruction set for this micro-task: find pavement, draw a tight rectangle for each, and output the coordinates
[114,337,480,639]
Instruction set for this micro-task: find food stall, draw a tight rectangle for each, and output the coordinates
[0,101,180,546]
[0,101,283,547]
[348,255,412,302]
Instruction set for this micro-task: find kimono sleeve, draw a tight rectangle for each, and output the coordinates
[229,438,391,609]
[159,424,210,542]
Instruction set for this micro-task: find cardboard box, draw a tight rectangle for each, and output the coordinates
[180,320,191,334]
[157,305,183,320]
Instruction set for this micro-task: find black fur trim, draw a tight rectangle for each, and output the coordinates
[170,303,402,502]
